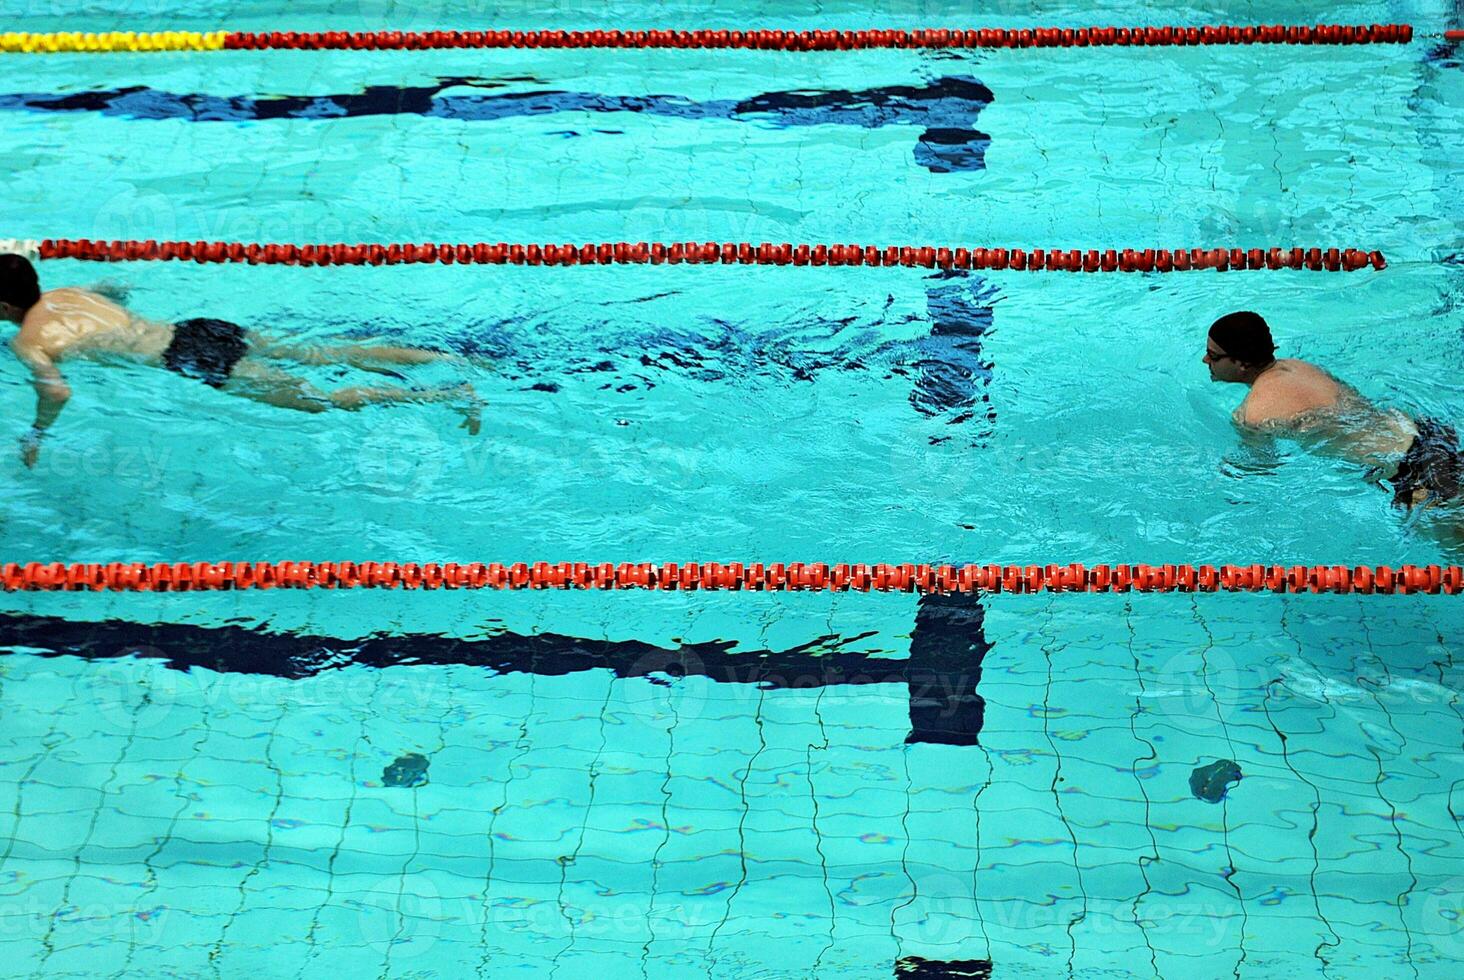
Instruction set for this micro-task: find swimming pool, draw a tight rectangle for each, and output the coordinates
[1,0,1462,975]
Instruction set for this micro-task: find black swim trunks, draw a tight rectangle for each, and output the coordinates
[1387,418,1462,508]
[162,318,248,388]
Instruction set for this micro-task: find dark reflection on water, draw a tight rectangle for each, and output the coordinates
[427,273,995,436]
[0,75,992,172]
[1,603,991,746]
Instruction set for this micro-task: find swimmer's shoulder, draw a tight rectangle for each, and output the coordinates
[38,285,97,304]
[1259,359,1355,414]
[39,286,138,325]
[15,289,68,336]
[1235,384,1324,432]
[23,286,105,323]
[1268,357,1351,393]
[50,285,130,311]
[1235,382,1285,426]
[1257,358,1324,384]
[1232,397,1280,432]
[8,318,49,363]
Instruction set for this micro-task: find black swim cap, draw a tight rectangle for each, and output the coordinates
[1208,311,1276,365]
[0,253,40,314]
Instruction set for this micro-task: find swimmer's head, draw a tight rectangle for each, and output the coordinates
[1204,311,1277,383]
[0,254,40,324]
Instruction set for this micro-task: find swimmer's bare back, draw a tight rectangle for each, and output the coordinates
[1233,358,1416,467]
[13,287,172,364]
[9,287,172,466]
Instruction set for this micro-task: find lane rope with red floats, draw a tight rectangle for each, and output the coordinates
[0,25,1446,53]
[8,239,1388,273]
[3,562,1461,595]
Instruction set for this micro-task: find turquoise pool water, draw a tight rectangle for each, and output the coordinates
[1,0,1462,976]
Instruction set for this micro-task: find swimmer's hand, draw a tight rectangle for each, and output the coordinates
[454,384,482,436]
[459,405,481,436]
[19,428,41,469]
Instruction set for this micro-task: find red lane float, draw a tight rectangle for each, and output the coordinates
[220,25,1417,51]
[36,239,1387,273]
[3,562,1460,595]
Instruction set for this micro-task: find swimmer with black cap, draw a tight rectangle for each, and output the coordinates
[1205,311,1460,512]
[1,252,481,468]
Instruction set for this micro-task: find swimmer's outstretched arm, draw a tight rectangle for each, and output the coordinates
[13,342,70,468]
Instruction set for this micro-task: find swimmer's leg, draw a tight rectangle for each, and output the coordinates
[221,362,330,413]
[331,382,482,434]
[248,336,463,375]
[328,345,453,368]
[223,361,481,433]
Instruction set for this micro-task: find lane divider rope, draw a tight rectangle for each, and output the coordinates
[0,25,1424,53]
[4,562,1460,595]
[31,239,1387,272]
